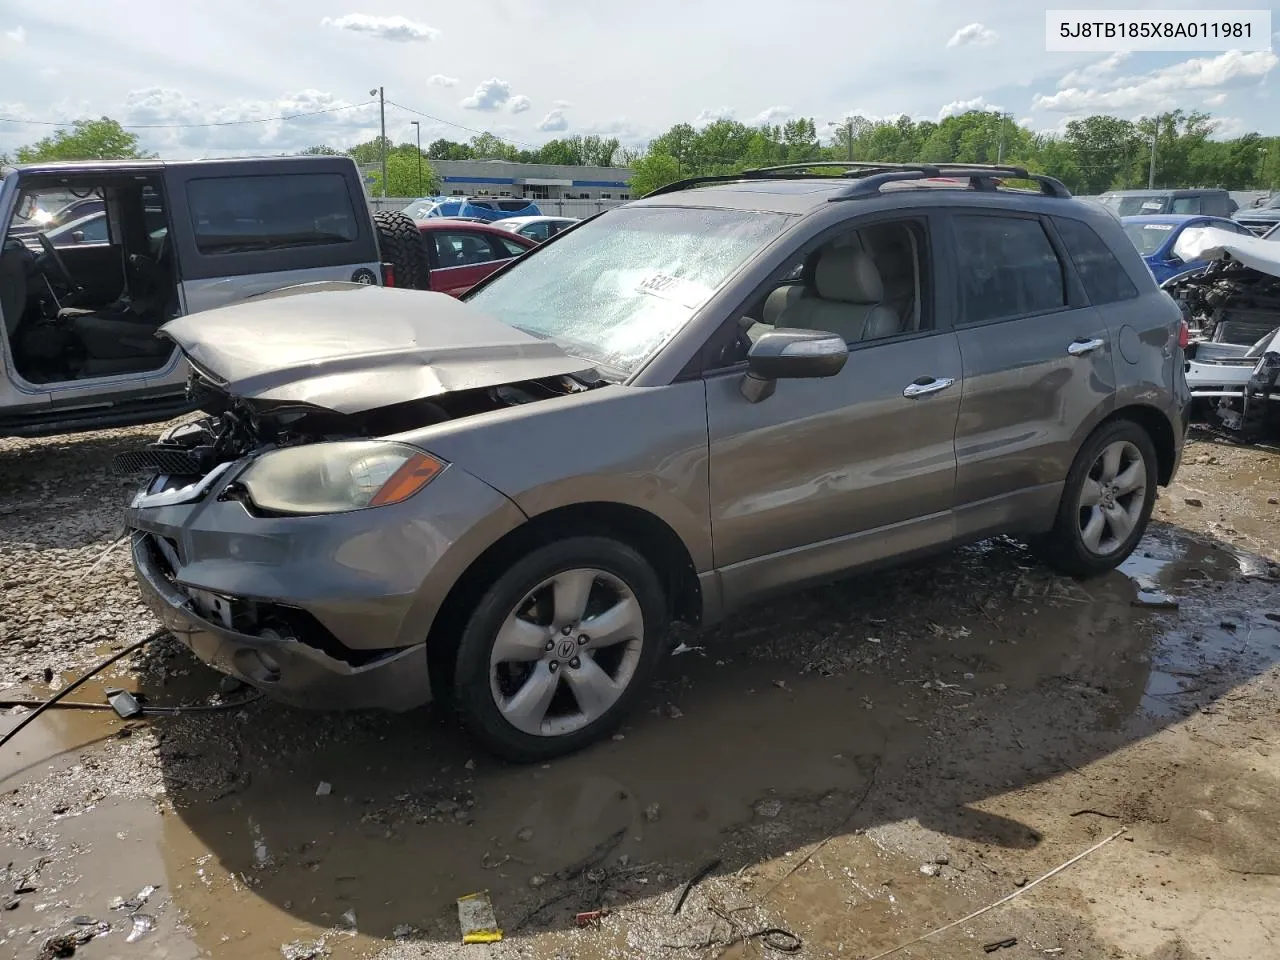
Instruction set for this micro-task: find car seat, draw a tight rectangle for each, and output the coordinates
[778,247,900,342]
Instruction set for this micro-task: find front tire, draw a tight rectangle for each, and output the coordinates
[452,536,668,762]
[1033,419,1158,578]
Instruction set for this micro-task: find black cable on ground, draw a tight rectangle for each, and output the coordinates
[0,628,166,751]
[0,693,264,715]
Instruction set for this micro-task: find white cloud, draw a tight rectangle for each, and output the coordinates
[552,99,572,109]
[427,74,458,88]
[320,14,439,42]
[947,23,997,49]
[1034,50,1279,114]
[508,94,531,115]
[1204,92,1228,107]
[1057,51,1130,89]
[538,109,569,132]
[461,77,513,111]
[1211,116,1248,138]
[751,105,794,126]
[117,87,385,154]
[695,105,735,125]
[938,96,1003,120]
[4,26,25,43]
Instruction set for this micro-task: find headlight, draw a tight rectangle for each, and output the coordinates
[237,442,445,515]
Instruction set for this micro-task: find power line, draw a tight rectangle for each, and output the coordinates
[384,99,539,149]
[0,100,377,130]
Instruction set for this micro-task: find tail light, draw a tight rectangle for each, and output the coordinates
[1177,318,1190,350]
[381,262,396,287]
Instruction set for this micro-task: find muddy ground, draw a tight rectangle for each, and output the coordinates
[1,424,1278,960]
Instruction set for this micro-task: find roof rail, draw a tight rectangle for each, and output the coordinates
[638,161,1072,200]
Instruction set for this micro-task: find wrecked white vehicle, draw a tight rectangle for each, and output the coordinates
[1162,226,1280,439]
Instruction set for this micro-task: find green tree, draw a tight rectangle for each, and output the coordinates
[426,138,473,160]
[347,136,394,166]
[299,144,342,156]
[629,153,681,196]
[366,150,439,197]
[468,132,517,160]
[15,117,154,162]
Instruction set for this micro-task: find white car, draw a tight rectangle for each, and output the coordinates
[492,216,580,243]
[1162,226,1280,437]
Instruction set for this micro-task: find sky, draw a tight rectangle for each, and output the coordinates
[1,0,1278,160]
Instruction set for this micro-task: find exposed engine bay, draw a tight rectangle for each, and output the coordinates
[1164,261,1280,441]
[112,366,593,483]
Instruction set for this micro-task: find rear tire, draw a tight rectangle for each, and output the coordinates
[372,211,430,290]
[1032,419,1158,578]
[452,536,668,762]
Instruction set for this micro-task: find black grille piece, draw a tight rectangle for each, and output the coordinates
[111,447,211,477]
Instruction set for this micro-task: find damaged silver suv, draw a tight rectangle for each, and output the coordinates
[121,163,1191,761]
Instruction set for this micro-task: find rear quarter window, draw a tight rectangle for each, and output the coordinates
[1053,217,1139,305]
[185,173,359,255]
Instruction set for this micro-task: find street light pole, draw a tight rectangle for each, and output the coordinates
[411,120,422,197]
[369,86,387,198]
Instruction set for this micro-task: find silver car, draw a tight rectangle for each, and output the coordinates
[122,163,1191,761]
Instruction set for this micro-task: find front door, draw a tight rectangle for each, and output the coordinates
[705,214,962,607]
[946,211,1116,538]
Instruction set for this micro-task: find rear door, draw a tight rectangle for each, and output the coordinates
[426,230,527,297]
[947,211,1116,539]
[165,159,381,314]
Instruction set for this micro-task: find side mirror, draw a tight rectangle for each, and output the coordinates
[70,231,85,243]
[741,327,848,403]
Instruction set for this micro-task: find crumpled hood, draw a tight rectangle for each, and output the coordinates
[159,283,591,414]
[1170,226,1280,281]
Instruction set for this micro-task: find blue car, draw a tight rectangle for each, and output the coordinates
[1121,214,1255,284]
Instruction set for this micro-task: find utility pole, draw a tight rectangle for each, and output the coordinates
[1148,132,1157,189]
[410,120,422,197]
[996,113,1007,165]
[845,118,853,161]
[370,86,387,198]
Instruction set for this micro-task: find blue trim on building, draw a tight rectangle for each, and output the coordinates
[571,180,630,187]
[442,176,514,185]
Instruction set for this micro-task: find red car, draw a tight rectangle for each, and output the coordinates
[415,219,537,297]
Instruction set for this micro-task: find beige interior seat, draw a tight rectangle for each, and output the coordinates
[778,247,900,342]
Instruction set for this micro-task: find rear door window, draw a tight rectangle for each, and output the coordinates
[432,231,503,267]
[953,215,1066,324]
[1170,196,1202,215]
[185,174,359,255]
[1053,217,1139,304]
[494,236,529,257]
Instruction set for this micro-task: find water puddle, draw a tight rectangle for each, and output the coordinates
[2,524,1278,958]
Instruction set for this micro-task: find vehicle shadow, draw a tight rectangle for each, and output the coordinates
[140,524,1280,949]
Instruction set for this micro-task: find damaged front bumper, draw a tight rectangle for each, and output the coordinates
[131,530,431,711]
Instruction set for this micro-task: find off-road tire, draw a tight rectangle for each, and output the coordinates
[1032,418,1158,578]
[372,211,430,290]
[453,536,668,763]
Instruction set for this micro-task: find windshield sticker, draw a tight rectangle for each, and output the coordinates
[1141,201,1163,211]
[635,272,712,309]
[1143,224,1174,231]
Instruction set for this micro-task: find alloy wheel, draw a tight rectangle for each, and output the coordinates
[488,568,645,737]
[1077,439,1147,556]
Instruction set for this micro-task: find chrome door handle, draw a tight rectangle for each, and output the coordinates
[903,377,955,398]
[1067,338,1106,356]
